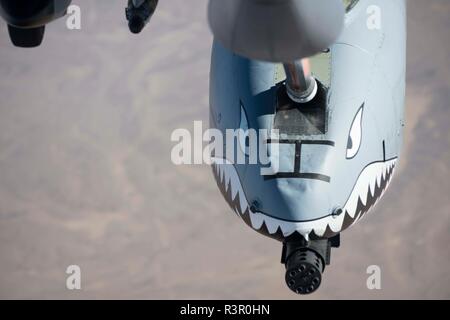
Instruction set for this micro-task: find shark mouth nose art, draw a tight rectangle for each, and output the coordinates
[211,157,397,240]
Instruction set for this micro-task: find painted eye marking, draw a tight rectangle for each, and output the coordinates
[239,103,249,156]
[346,104,364,159]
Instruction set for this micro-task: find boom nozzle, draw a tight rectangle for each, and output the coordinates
[126,0,158,34]
[128,15,145,34]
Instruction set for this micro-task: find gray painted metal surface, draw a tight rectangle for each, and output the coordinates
[210,0,406,241]
[208,0,345,62]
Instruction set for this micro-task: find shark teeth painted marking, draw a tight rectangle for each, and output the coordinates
[211,157,397,240]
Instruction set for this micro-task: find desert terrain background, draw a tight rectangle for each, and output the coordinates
[0,0,449,299]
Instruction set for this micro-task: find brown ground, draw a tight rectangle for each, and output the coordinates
[0,0,448,299]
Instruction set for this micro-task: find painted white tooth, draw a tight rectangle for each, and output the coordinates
[303,232,310,242]
[230,173,239,201]
[299,224,315,239]
[381,165,394,196]
[349,165,372,213]
[329,213,345,233]
[220,165,226,189]
[224,164,231,185]
[365,164,376,183]
[212,158,248,213]
[312,225,326,237]
[215,156,399,243]
[218,164,224,183]
[382,164,387,181]
[224,165,232,190]
[239,190,248,214]
[359,186,368,206]
[326,218,336,232]
[392,164,397,176]
[387,166,396,187]
[369,174,377,196]
[376,167,383,186]
[280,222,296,237]
[266,219,280,234]
[370,164,380,194]
[346,193,358,218]
[249,212,264,230]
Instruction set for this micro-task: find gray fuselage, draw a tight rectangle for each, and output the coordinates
[210,0,406,241]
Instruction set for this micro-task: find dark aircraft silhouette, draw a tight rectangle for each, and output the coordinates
[0,0,72,47]
[0,0,157,47]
